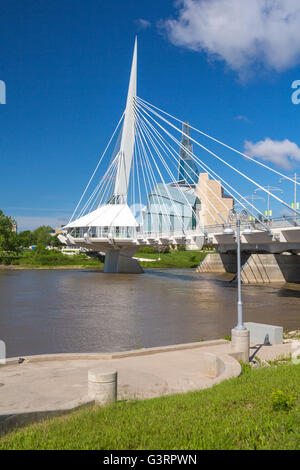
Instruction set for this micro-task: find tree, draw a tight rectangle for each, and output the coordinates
[18,230,35,248]
[49,234,63,248]
[32,225,53,247]
[0,210,18,251]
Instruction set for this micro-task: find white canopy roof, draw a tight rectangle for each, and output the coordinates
[65,204,139,229]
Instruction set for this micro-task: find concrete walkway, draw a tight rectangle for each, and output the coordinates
[0,340,296,433]
[0,341,230,414]
[250,341,297,362]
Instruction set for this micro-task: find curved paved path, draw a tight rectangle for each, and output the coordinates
[0,340,295,433]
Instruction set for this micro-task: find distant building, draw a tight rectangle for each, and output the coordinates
[54,225,67,235]
[8,216,17,233]
[178,122,199,185]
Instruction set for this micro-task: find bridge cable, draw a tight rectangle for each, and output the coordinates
[136,99,300,219]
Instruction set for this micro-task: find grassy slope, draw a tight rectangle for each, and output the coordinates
[0,251,103,269]
[1,363,299,450]
[17,257,104,269]
[138,250,207,269]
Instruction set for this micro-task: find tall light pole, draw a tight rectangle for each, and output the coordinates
[254,186,283,220]
[224,209,251,363]
[279,173,300,222]
[224,209,250,330]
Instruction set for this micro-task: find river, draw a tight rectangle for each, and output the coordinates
[0,268,299,358]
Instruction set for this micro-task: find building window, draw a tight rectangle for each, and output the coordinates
[170,214,174,233]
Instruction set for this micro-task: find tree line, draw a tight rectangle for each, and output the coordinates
[0,209,62,252]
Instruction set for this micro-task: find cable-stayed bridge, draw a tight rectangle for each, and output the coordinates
[59,38,300,276]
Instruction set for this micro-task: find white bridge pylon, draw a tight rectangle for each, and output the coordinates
[61,38,300,273]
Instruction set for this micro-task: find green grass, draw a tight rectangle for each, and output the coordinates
[1,362,299,450]
[0,250,103,269]
[137,250,207,269]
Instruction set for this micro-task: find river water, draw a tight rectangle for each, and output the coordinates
[0,268,299,358]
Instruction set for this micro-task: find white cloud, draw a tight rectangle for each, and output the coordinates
[163,0,300,75]
[235,115,250,123]
[244,138,300,170]
[135,19,151,31]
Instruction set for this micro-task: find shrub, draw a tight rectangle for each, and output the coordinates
[137,246,155,254]
[271,390,296,411]
[177,245,186,251]
[0,251,20,265]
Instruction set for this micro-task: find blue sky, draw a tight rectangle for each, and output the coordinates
[1,0,300,230]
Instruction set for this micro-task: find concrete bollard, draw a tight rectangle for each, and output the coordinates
[88,369,118,405]
[231,328,250,363]
[203,352,225,378]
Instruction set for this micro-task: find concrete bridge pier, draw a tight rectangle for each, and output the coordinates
[104,248,144,274]
[241,253,300,284]
[196,253,249,274]
[197,252,300,283]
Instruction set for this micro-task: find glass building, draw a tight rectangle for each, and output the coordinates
[143,122,201,235]
[143,183,200,234]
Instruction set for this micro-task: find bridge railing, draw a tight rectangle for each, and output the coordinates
[268,216,300,228]
[204,216,300,234]
[68,226,205,241]
[139,228,204,239]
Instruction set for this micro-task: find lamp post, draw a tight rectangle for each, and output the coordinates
[279,173,300,223]
[226,209,250,330]
[243,194,265,221]
[224,209,250,361]
[254,186,282,220]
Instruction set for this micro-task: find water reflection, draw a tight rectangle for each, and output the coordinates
[0,269,299,357]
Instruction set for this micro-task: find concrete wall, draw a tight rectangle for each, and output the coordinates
[196,173,234,226]
[244,322,283,345]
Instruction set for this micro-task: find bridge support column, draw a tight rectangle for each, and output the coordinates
[241,253,300,284]
[104,249,144,274]
[118,252,144,274]
[196,253,249,274]
[104,250,120,273]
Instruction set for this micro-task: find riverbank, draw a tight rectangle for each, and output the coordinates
[0,250,207,270]
[0,264,103,270]
[0,249,103,269]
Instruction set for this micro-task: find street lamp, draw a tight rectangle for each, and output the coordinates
[226,209,249,330]
[224,209,250,362]
[242,194,265,221]
[279,173,300,223]
[254,186,283,220]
